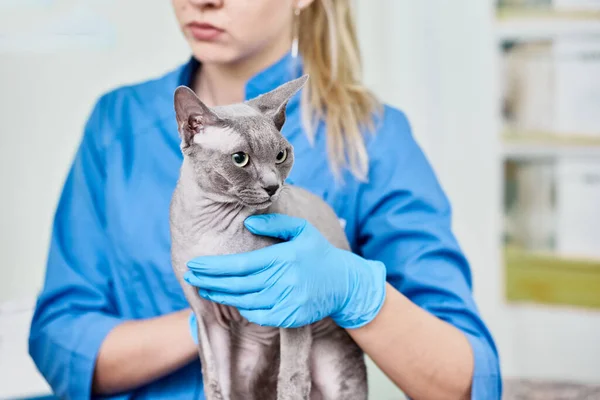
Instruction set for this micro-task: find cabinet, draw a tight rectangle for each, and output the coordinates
[497,1,600,310]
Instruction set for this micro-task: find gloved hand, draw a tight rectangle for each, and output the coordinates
[183,213,387,330]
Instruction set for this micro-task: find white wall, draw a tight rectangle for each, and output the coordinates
[355,0,600,386]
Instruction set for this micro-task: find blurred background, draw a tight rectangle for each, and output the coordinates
[1,0,599,398]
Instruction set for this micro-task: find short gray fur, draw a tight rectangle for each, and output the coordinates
[169,75,368,400]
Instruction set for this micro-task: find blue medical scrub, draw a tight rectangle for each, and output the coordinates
[28,53,501,399]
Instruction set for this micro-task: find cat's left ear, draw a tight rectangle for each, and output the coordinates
[247,75,309,130]
[174,86,220,148]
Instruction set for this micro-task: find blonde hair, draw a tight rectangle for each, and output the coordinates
[297,0,382,182]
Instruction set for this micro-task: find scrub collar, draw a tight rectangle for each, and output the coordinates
[177,51,304,101]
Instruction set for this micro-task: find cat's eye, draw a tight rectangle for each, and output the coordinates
[232,152,249,167]
[275,149,287,164]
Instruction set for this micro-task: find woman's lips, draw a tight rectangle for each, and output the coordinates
[187,22,224,41]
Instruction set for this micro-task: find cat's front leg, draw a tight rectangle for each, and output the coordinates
[309,321,368,400]
[277,326,313,400]
[229,322,280,400]
[205,306,235,400]
[186,286,232,400]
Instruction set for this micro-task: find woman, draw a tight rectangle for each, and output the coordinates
[28,0,501,399]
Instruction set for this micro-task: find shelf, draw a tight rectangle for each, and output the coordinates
[504,245,600,310]
[503,143,600,159]
[501,131,600,159]
[498,7,600,21]
[496,7,600,42]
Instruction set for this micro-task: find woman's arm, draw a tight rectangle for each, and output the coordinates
[348,283,474,400]
[92,309,197,395]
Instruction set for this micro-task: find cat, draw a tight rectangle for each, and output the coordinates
[169,75,368,400]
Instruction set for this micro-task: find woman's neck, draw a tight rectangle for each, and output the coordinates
[192,37,292,107]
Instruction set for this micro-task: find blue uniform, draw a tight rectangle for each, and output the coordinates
[28,53,501,399]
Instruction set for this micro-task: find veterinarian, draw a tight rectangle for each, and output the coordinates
[28,0,502,399]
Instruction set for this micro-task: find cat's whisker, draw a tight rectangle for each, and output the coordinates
[239,189,263,196]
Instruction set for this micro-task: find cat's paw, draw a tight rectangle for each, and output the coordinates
[206,380,226,400]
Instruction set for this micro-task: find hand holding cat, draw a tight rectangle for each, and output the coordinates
[184,214,387,330]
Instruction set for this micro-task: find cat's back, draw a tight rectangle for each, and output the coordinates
[270,185,350,251]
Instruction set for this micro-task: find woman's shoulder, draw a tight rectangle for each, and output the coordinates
[82,62,189,148]
[93,62,186,116]
[363,102,417,158]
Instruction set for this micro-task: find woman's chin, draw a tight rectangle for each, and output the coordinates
[189,43,245,66]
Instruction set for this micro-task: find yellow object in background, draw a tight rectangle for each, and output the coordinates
[505,245,600,309]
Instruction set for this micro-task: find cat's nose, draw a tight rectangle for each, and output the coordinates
[263,184,280,197]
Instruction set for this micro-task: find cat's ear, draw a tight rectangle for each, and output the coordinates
[174,86,219,148]
[247,74,309,130]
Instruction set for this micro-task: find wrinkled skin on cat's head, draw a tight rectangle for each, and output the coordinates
[174,75,308,210]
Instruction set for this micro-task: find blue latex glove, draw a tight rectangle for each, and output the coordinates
[183,213,387,329]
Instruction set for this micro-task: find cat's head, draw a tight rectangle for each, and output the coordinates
[173,75,308,210]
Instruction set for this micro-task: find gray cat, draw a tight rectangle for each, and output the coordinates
[169,75,368,400]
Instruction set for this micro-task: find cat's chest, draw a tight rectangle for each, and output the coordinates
[176,226,277,266]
